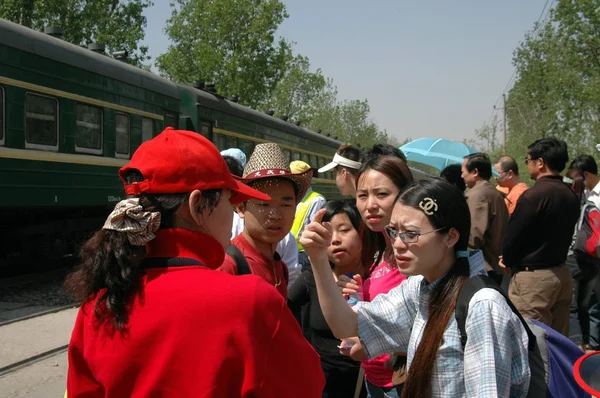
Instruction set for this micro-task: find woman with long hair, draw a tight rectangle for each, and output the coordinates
[337,154,414,397]
[64,128,324,397]
[301,179,530,397]
[288,199,366,397]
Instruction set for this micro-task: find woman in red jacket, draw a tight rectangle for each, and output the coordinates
[64,128,324,398]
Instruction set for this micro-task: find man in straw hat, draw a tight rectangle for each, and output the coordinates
[219,143,312,298]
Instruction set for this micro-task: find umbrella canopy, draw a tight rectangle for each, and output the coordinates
[400,138,480,171]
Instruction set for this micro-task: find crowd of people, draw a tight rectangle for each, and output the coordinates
[63,126,598,397]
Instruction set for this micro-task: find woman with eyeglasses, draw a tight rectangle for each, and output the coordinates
[335,154,414,397]
[301,179,531,397]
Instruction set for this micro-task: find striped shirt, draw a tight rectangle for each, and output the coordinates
[354,251,531,397]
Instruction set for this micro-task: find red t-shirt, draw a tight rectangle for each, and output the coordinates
[219,233,288,299]
[67,229,324,397]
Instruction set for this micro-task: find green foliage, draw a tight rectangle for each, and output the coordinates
[0,0,153,67]
[156,0,291,109]
[505,0,600,168]
[262,54,327,124]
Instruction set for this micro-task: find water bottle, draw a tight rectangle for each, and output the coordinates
[344,273,363,307]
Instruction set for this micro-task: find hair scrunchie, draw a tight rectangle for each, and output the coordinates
[102,198,161,246]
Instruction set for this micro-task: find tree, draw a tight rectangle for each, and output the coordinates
[0,0,153,67]
[505,0,600,163]
[262,54,327,124]
[156,0,291,108]
[337,99,388,148]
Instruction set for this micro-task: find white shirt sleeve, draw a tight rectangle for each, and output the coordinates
[231,212,244,239]
[277,232,300,286]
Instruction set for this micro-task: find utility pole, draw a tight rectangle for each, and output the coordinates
[502,94,507,150]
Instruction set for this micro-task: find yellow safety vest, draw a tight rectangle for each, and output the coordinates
[292,190,323,252]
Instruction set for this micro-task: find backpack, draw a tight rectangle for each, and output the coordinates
[573,200,600,259]
[455,275,587,398]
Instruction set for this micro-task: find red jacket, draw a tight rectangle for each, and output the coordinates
[67,229,324,397]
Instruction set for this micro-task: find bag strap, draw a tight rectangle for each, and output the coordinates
[140,257,205,269]
[226,244,251,275]
[455,275,536,351]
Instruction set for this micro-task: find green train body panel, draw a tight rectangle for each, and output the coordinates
[0,18,430,264]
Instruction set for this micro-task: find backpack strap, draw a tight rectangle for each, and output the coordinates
[140,257,204,269]
[226,244,251,275]
[455,275,536,351]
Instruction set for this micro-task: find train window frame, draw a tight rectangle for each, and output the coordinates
[164,113,177,129]
[142,117,155,143]
[214,132,227,151]
[74,103,103,155]
[0,86,4,146]
[115,112,130,159]
[24,92,59,152]
[199,120,212,139]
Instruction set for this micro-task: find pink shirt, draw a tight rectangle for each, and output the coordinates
[361,259,407,387]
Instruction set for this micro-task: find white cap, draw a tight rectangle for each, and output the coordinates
[318,153,362,173]
[220,148,247,167]
[596,144,600,152]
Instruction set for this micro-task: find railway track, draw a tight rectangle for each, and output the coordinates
[0,306,77,379]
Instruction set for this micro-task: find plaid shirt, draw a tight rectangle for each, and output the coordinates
[355,251,530,397]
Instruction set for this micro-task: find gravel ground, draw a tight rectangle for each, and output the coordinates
[0,269,76,306]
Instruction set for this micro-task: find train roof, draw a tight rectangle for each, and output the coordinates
[179,84,343,148]
[0,18,180,99]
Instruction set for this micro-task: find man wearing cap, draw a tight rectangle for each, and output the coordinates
[219,143,312,298]
[290,161,326,270]
[319,144,363,197]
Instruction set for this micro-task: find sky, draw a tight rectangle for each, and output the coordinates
[141,0,550,143]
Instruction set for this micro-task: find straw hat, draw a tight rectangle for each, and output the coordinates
[239,143,312,202]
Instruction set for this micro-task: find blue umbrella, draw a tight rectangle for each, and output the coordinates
[400,138,499,176]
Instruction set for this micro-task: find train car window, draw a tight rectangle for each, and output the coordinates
[225,135,238,149]
[214,132,226,150]
[0,86,4,145]
[318,157,326,171]
[282,149,291,165]
[292,152,301,161]
[75,104,103,154]
[115,112,130,158]
[164,113,177,129]
[309,155,317,168]
[200,121,212,139]
[25,93,58,151]
[239,139,255,159]
[142,117,155,142]
[301,152,310,163]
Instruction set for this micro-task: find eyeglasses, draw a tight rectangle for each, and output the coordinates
[384,226,446,243]
[494,170,508,179]
[524,157,537,165]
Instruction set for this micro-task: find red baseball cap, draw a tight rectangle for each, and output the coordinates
[118,127,270,204]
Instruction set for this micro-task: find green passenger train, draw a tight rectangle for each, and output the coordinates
[0,18,430,267]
